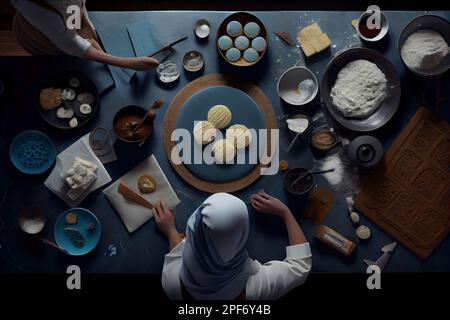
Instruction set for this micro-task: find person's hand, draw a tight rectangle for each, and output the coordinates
[153,200,177,238]
[125,57,160,71]
[250,191,292,219]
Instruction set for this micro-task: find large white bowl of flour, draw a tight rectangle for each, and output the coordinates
[321,47,401,132]
[398,15,450,77]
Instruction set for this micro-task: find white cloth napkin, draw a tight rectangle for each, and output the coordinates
[44,134,112,207]
[103,155,180,233]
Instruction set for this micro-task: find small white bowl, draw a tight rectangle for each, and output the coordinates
[277,66,318,106]
[194,19,211,39]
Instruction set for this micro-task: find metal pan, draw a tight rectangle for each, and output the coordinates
[398,15,450,77]
[320,47,401,132]
[37,70,99,130]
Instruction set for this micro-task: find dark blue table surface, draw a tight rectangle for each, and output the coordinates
[1,11,449,274]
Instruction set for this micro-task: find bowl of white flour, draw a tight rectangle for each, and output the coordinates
[398,15,450,77]
[320,47,401,132]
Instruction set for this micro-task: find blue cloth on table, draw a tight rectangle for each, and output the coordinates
[126,21,184,58]
[89,13,136,84]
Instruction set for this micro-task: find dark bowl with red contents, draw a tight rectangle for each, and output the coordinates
[113,105,154,143]
[356,10,389,42]
[284,167,315,196]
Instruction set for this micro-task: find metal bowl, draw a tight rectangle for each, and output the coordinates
[320,47,401,132]
[356,10,389,42]
[277,66,318,106]
[398,15,450,77]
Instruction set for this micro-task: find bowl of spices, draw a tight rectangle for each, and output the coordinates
[277,66,318,106]
[285,167,315,196]
[356,10,389,42]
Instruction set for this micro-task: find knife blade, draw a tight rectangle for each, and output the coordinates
[149,35,188,57]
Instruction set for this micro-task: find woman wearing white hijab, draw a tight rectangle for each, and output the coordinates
[154,192,312,300]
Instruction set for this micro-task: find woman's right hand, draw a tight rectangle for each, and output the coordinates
[153,200,177,238]
[125,56,160,71]
[250,191,292,219]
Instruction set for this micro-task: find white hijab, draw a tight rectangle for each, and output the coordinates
[180,193,253,300]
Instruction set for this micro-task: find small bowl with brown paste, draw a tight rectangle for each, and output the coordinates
[113,105,154,143]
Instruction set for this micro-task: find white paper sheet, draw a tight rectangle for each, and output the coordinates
[44,134,112,207]
[103,155,180,233]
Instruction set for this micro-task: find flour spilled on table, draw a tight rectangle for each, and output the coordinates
[313,151,361,196]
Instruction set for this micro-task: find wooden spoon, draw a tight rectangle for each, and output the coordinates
[130,99,163,136]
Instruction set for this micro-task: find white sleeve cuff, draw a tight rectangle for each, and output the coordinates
[166,239,186,257]
[286,242,312,259]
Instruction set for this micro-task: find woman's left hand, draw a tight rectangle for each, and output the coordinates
[153,200,177,237]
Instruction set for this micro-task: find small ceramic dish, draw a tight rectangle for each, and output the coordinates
[194,19,211,39]
[277,66,318,106]
[54,208,101,256]
[183,50,205,72]
[19,207,47,234]
[356,10,389,42]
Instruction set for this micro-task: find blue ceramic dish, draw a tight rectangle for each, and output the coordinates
[54,208,101,256]
[9,130,56,175]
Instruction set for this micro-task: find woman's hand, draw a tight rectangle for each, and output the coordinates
[125,57,160,71]
[250,191,292,219]
[153,200,177,238]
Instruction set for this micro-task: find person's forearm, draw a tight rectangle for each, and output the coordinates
[282,210,308,246]
[167,230,184,251]
[82,46,130,69]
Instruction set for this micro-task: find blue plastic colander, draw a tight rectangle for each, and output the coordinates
[9,130,56,175]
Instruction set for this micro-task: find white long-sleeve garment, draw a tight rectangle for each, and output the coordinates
[10,0,91,57]
[162,240,312,300]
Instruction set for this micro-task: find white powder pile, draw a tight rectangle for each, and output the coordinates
[401,29,449,71]
[330,59,388,119]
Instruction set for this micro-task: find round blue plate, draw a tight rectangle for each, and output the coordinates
[9,130,56,175]
[54,208,101,256]
[175,85,266,183]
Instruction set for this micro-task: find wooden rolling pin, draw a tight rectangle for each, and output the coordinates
[118,181,153,210]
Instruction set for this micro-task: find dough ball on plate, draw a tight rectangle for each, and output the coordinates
[226,21,242,37]
[208,105,232,129]
[225,48,241,62]
[252,36,267,52]
[193,120,217,145]
[212,139,236,164]
[234,36,250,50]
[218,35,233,51]
[243,48,259,62]
[244,22,260,38]
[226,124,253,149]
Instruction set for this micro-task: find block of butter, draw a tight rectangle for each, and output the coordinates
[297,23,331,57]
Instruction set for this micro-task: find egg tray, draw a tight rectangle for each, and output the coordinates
[355,107,450,260]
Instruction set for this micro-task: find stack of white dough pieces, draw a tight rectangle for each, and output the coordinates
[193,105,253,164]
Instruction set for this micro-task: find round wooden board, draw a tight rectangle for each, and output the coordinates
[163,73,278,193]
